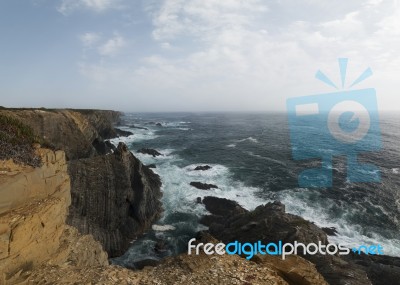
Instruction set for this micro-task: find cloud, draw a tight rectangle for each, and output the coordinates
[80,32,101,47]
[77,0,400,111]
[97,34,126,56]
[58,0,121,15]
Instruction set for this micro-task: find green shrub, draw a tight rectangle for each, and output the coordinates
[0,114,42,167]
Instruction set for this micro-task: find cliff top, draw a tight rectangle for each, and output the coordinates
[0,114,42,167]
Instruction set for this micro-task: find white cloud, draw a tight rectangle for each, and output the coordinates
[77,0,400,111]
[98,34,126,56]
[58,0,121,15]
[80,32,101,47]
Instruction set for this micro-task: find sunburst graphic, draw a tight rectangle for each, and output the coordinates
[315,58,373,90]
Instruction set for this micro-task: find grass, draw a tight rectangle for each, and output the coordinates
[0,114,42,167]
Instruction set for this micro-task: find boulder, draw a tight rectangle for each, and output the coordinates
[194,165,212,171]
[138,148,162,157]
[115,128,133,137]
[190,182,218,190]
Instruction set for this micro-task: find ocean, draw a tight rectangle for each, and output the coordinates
[110,112,400,267]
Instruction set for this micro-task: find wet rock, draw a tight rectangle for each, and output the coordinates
[154,240,168,253]
[147,164,157,169]
[190,182,218,190]
[137,148,162,157]
[196,197,202,204]
[200,199,373,285]
[194,165,212,171]
[322,227,338,236]
[201,196,247,217]
[114,128,133,137]
[156,123,162,127]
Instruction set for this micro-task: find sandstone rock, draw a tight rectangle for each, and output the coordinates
[252,254,328,285]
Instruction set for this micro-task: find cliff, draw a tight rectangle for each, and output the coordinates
[67,143,162,257]
[0,148,108,283]
[0,108,163,258]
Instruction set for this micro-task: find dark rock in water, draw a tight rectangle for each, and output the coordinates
[67,142,163,257]
[201,196,247,217]
[322,227,338,236]
[147,164,157,169]
[196,197,202,204]
[138,148,162,157]
[346,253,400,285]
[154,240,168,253]
[200,199,373,285]
[194,165,212,171]
[129,124,149,130]
[115,128,133,137]
[190,182,218,190]
[156,123,162,127]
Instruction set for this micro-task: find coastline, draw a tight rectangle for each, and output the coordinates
[1,108,399,285]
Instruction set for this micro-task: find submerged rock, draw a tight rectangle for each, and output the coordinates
[190,182,218,190]
[322,227,338,236]
[138,148,162,157]
[194,165,212,171]
[114,128,133,137]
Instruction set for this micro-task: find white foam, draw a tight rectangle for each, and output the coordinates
[392,168,399,174]
[152,224,176,231]
[237,137,258,143]
[278,189,400,257]
[227,144,236,148]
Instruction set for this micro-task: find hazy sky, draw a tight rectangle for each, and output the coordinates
[0,0,399,112]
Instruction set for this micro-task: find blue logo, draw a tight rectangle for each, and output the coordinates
[287,58,381,187]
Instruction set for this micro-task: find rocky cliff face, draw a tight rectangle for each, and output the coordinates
[0,109,121,160]
[0,108,163,259]
[0,148,108,283]
[67,143,163,257]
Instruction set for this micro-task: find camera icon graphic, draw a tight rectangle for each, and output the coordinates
[287,58,381,187]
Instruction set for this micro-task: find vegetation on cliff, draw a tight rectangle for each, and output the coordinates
[0,114,42,167]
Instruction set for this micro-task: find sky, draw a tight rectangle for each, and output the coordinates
[0,0,399,112]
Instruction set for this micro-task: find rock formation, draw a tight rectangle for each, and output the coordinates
[0,147,108,283]
[190,181,219,190]
[67,142,163,257]
[0,108,163,259]
[137,148,162,157]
